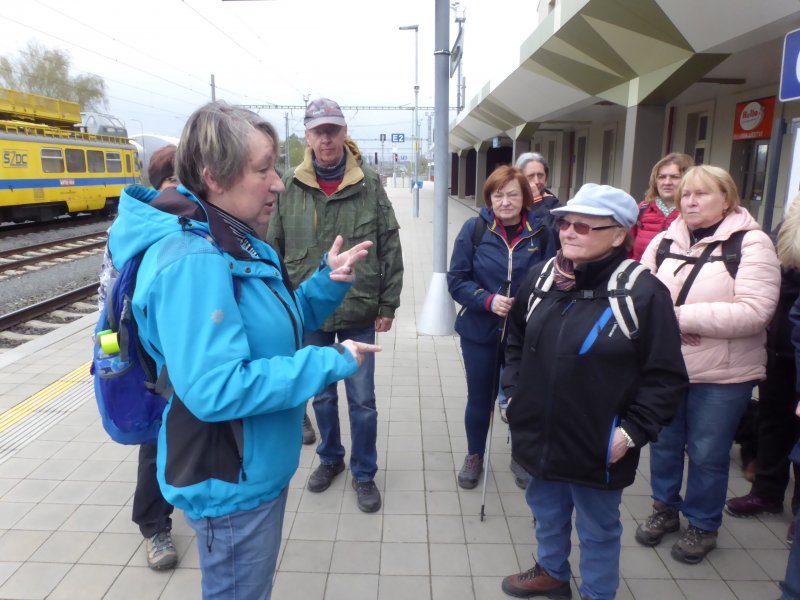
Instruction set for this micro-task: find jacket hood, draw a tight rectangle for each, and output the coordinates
[108,185,214,270]
[665,207,761,248]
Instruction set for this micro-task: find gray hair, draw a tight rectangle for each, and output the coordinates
[515,152,550,178]
[176,101,279,197]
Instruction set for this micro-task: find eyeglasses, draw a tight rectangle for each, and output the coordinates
[555,218,620,235]
[656,174,682,182]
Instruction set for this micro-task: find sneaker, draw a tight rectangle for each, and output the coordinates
[501,563,572,599]
[725,492,783,517]
[352,478,382,513]
[458,454,483,489]
[671,524,718,564]
[307,461,345,493]
[634,501,680,546]
[510,458,531,490]
[788,521,796,546]
[499,404,508,424]
[145,530,178,570]
[302,412,316,445]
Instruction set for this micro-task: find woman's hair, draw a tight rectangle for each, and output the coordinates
[483,165,533,209]
[515,152,549,178]
[644,153,694,203]
[176,101,279,197]
[777,193,800,269]
[677,165,741,214]
[147,144,177,190]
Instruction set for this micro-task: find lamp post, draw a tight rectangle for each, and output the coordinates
[128,118,146,175]
[399,24,420,218]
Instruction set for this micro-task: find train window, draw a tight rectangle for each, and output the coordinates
[65,149,87,173]
[125,155,131,173]
[87,150,105,172]
[106,152,122,173]
[41,148,64,173]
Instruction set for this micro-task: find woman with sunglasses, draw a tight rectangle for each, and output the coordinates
[637,165,780,565]
[447,165,555,490]
[630,153,694,261]
[501,184,688,600]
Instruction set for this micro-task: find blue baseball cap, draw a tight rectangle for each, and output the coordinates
[551,183,639,230]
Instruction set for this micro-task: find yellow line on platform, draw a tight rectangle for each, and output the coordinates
[0,362,91,433]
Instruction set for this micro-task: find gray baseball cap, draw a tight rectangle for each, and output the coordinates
[304,98,347,129]
[551,183,639,230]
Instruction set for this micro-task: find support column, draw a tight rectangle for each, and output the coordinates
[620,105,666,199]
[511,123,539,165]
[474,141,491,207]
[457,150,468,200]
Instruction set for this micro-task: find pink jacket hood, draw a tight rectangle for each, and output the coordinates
[641,208,780,384]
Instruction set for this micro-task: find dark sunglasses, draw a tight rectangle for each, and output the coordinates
[555,218,620,235]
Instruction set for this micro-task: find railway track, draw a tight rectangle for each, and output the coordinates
[0,233,107,278]
[0,282,99,350]
[0,214,110,237]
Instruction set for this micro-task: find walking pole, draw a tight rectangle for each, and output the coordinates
[480,280,511,522]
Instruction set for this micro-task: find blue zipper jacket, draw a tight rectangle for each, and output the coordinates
[447,207,555,344]
[108,185,359,519]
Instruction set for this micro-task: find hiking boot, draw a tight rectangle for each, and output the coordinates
[352,478,382,513]
[510,458,531,490]
[145,530,178,570]
[671,524,717,564]
[307,461,345,493]
[634,501,680,546]
[458,454,483,489]
[501,563,572,598]
[302,412,316,445]
[725,492,783,517]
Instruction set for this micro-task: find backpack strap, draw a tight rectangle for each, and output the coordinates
[526,257,556,322]
[607,259,648,340]
[471,216,488,254]
[720,230,747,279]
[654,236,674,272]
[674,240,722,306]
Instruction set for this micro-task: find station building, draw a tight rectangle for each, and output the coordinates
[448,0,800,229]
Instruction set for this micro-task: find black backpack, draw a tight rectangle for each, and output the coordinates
[654,230,747,306]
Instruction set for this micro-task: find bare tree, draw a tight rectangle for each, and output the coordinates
[0,41,107,110]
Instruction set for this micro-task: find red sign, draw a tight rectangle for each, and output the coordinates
[733,96,776,140]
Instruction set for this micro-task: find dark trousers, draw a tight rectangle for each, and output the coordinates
[752,352,800,513]
[460,337,501,457]
[132,443,174,538]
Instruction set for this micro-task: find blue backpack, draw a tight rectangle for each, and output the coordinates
[91,228,239,445]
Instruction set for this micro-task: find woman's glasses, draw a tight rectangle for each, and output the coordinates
[555,218,620,235]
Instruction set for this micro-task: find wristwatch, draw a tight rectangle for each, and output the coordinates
[619,427,636,448]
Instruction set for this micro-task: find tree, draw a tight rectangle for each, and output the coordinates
[0,41,107,110]
[287,134,305,167]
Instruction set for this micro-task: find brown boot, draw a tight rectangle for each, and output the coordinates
[501,563,572,598]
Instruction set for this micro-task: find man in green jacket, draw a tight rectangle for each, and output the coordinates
[267,98,403,513]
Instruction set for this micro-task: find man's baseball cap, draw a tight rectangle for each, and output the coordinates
[304,98,347,129]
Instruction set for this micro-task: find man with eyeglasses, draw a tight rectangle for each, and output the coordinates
[267,98,404,514]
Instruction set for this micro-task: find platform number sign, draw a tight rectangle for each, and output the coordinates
[391,133,405,143]
[780,27,800,102]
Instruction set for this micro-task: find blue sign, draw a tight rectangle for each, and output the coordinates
[391,133,405,143]
[399,155,408,161]
[780,27,800,102]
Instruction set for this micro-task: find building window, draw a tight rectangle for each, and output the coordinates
[41,148,64,173]
[600,128,615,185]
[685,111,709,165]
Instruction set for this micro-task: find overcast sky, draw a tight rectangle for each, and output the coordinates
[0,0,536,159]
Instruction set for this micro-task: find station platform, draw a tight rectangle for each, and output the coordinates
[0,183,791,600]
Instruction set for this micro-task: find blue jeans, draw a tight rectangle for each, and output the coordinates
[526,477,624,600]
[649,381,754,531]
[781,443,800,600]
[185,487,288,600]
[304,327,378,482]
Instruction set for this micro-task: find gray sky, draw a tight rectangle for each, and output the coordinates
[0,0,536,159]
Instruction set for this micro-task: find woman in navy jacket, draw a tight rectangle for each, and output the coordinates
[447,165,555,489]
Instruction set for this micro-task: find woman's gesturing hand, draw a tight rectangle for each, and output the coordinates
[327,235,373,282]
[340,340,382,367]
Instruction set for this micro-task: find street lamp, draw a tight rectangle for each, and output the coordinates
[127,118,146,175]
[399,24,420,218]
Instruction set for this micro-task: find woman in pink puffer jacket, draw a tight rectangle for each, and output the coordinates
[636,165,780,566]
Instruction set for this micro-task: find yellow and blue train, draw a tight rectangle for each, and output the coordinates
[0,87,140,223]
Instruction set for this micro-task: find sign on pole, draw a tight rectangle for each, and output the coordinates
[780,27,800,102]
[391,133,405,143]
[380,133,386,142]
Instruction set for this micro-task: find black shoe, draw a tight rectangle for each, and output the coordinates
[352,478,382,513]
[302,412,316,445]
[307,461,345,492]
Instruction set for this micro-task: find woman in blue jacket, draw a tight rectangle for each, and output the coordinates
[107,102,377,600]
[447,165,555,489]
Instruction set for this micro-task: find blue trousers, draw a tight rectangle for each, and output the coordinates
[304,327,378,482]
[185,487,288,600]
[781,443,800,600]
[460,337,501,457]
[526,477,624,600]
[649,381,754,531]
